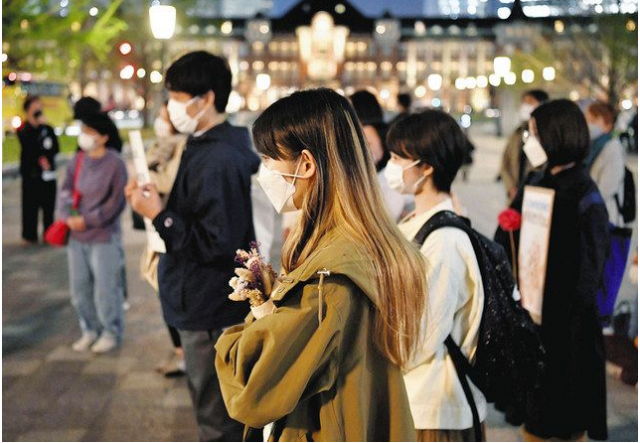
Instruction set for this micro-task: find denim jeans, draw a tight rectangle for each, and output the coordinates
[67,234,125,342]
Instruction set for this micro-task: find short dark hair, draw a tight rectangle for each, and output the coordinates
[165,51,232,113]
[349,90,384,125]
[587,101,617,127]
[397,93,412,110]
[23,95,41,112]
[387,109,467,193]
[531,99,590,167]
[73,96,101,119]
[81,112,114,140]
[523,89,549,104]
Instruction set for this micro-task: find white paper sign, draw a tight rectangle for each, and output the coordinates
[129,130,166,254]
[518,186,555,324]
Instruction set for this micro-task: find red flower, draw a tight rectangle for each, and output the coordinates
[498,208,522,232]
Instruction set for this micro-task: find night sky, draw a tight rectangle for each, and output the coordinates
[272,0,424,17]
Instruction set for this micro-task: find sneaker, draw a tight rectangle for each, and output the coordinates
[71,332,98,352]
[156,352,186,378]
[90,334,118,354]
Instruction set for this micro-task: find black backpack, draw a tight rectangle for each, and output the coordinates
[413,210,545,441]
[615,167,636,223]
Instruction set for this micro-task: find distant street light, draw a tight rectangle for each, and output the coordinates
[542,67,556,81]
[120,65,134,80]
[504,72,517,85]
[464,76,477,89]
[427,74,443,91]
[149,5,176,40]
[118,42,132,55]
[522,69,535,83]
[256,73,271,91]
[493,56,511,77]
[150,70,163,84]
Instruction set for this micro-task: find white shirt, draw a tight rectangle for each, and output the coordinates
[590,136,626,227]
[399,198,487,430]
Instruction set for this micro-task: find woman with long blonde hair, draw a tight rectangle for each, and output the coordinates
[215,88,426,441]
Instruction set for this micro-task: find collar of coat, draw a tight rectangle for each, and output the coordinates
[269,229,378,308]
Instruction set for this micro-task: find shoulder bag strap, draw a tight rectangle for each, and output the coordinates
[71,152,84,211]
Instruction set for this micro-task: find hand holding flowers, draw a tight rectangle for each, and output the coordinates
[229,243,279,318]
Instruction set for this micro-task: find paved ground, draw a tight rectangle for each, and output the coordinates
[2,128,638,441]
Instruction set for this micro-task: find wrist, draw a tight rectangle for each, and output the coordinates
[149,208,163,222]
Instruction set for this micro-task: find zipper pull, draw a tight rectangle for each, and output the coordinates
[316,269,331,329]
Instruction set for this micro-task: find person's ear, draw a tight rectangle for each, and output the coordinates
[298,149,317,180]
[422,163,434,178]
[202,91,216,110]
[98,133,109,147]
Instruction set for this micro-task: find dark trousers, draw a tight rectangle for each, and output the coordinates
[22,176,56,242]
[167,324,181,348]
[178,328,245,442]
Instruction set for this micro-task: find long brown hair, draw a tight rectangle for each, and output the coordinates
[252,88,427,366]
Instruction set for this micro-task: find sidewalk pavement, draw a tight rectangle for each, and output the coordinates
[2,131,638,441]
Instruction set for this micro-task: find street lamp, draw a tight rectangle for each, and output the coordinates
[256,73,271,91]
[149,5,176,40]
[493,56,511,77]
[148,5,176,125]
[542,67,556,81]
[504,72,517,86]
[427,74,443,91]
[522,69,535,84]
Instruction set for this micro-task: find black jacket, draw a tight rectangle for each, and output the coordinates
[496,166,609,440]
[153,122,260,331]
[18,123,59,179]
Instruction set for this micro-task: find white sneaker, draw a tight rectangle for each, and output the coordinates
[90,334,118,354]
[71,332,98,352]
[177,357,186,373]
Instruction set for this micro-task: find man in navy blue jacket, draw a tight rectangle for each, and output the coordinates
[127,51,260,441]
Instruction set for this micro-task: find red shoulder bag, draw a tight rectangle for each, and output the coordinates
[44,152,84,247]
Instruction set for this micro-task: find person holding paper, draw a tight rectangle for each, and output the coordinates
[58,112,128,354]
[18,95,59,244]
[495,99,609,442]
[126,51,260,442]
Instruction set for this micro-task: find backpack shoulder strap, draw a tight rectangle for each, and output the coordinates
[578,189,604,215]
[445,335,483,442]
[412,210,472,247]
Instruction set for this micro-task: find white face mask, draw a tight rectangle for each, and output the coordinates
[588,123,605,141]
[519,103,535,122]
[384,159,425,195]
[167,96,207,134]
[78,132,97,151]
[256,160,304,213]
[154,117,173,138]
[523,135,548,168]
